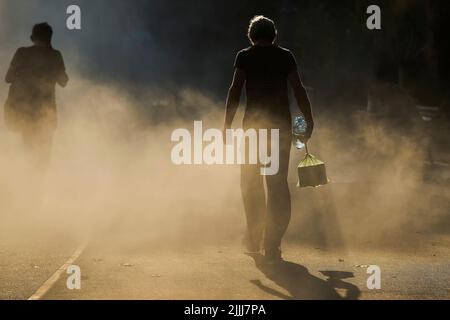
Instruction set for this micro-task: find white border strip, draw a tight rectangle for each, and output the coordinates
[28,243,87,300]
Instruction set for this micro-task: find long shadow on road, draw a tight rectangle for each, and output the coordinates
[249,254,361,300]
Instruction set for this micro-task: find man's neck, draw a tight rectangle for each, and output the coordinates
[254,40,274,47]
[33,41,51,47]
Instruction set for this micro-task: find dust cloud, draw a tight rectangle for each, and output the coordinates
[0,0,448,255]
[0,76,447,253]
[0,77,245,249]
[288,98,449,252]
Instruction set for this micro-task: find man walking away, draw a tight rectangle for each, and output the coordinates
[224,16,314,262]
[4,22,68,167]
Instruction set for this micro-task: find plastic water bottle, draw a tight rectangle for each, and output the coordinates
[292,115,308,150]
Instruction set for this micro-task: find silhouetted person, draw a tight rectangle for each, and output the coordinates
[4,22,68,166]
[224,16,314,261]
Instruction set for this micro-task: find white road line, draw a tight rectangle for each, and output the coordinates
[28,243,88,300]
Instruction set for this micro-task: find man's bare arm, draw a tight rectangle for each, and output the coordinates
[57,71,69,88]
[224,68,245,129]
[288,71,314,139]
[5,50,21,84]
[5,66,15,84]
[56,52,69,87]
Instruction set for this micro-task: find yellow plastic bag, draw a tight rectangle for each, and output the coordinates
[297,150,329,188]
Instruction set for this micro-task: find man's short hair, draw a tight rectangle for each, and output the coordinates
[32,22,53,45]
[247,16,277,44]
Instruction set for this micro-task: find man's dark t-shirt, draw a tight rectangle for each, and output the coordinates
[234,45,297,128]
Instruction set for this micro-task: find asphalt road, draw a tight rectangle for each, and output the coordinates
[39,237,450,300]
[1,164,448,300]
[0,236,78,300]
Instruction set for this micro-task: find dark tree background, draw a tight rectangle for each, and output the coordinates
[85,0,448,110]
[3,0,448,111]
